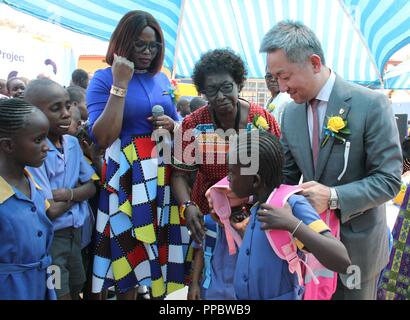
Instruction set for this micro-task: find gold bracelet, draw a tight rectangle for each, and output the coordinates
[69,188,74,201]
[110,85,127,98]
[180,200,198,220]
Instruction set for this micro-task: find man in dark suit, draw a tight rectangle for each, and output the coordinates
[259,21,402,299]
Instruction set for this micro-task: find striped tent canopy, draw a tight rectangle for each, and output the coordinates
[2,0,409,86]
[384,60,410,89]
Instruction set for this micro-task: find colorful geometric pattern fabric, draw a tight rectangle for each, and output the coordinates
[92,135,191,298]
[377,186,410,300]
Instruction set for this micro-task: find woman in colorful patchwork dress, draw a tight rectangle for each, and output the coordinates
[171,49,281,299]
[87,11,190,300]
[377,137,410,300]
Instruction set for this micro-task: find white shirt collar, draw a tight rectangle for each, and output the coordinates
[315,70,336,103]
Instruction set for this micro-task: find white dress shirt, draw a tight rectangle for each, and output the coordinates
[307,70,336,146]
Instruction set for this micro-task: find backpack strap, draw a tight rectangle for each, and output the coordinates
[203,215,217,289]
[208,177,245,255]
[203,247,213,289]
[264,184,317,286]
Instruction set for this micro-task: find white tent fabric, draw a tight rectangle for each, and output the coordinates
[1,0,409,86]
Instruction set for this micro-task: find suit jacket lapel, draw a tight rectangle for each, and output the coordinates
[314,76,351,181]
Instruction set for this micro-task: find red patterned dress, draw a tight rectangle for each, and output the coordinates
[173,100,281,215]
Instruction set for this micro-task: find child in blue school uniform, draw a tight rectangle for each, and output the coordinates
[188,207,249,300]
[0,99,55,300]
[25,79,96,300]
[68,105,104,300]
[228,130,351,300]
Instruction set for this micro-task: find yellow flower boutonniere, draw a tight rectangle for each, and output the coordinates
[267,102,276,113]
[252,114,269,130]
[162,79,180,104]
[322,115,351,147]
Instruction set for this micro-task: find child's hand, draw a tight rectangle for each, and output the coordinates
[231,216,250,238]
[205,189,216,215]
[257,203,299,231]
[187,283,201,300]
[52,188,71,202]
[80,140,92,159]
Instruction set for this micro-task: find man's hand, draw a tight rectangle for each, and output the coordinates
[300,181,331,214]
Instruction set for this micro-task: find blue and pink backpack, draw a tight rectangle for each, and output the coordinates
[207,177,340,300]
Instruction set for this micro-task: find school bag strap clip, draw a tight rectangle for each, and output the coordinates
[206,177,249,255]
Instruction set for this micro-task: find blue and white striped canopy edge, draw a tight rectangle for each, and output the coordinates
[1,0,182,76]
[2,0,409,86]
[384,60,410,89]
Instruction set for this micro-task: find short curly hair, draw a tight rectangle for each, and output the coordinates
[192,48,247,94]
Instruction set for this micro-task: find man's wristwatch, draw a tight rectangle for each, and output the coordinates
[329,188,339,210]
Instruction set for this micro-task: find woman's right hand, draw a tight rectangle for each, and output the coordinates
[112,54,134,88]
[187,282,201,300]
[185,205,205,243]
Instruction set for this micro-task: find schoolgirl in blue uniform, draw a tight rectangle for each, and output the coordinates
[0,99,55,300]
[228,130,351,300]
[25,79,96,300]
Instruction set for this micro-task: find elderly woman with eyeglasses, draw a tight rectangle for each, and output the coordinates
[87,11,188,300]
[171,49,281,299]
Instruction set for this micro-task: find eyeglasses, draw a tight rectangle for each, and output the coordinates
[134,40,162,53]
[203,82,234,97]
[265,73,274,80]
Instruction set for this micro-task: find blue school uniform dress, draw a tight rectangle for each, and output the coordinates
[192,215,238,300]
[0,171,55,300]
[234,194,330,300]
[27,135,95,231]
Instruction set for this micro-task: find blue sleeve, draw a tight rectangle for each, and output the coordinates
[169,101,179,122]
[86,68,112,141]
[79,151,96,184]
[288,194,322,225]
[27,166,53,200]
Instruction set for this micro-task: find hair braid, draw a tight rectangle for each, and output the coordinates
[237,130,284,189]
[0,98,36,136]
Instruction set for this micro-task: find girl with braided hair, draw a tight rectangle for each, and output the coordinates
[228,130,350,300]
[0,98,56,299]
